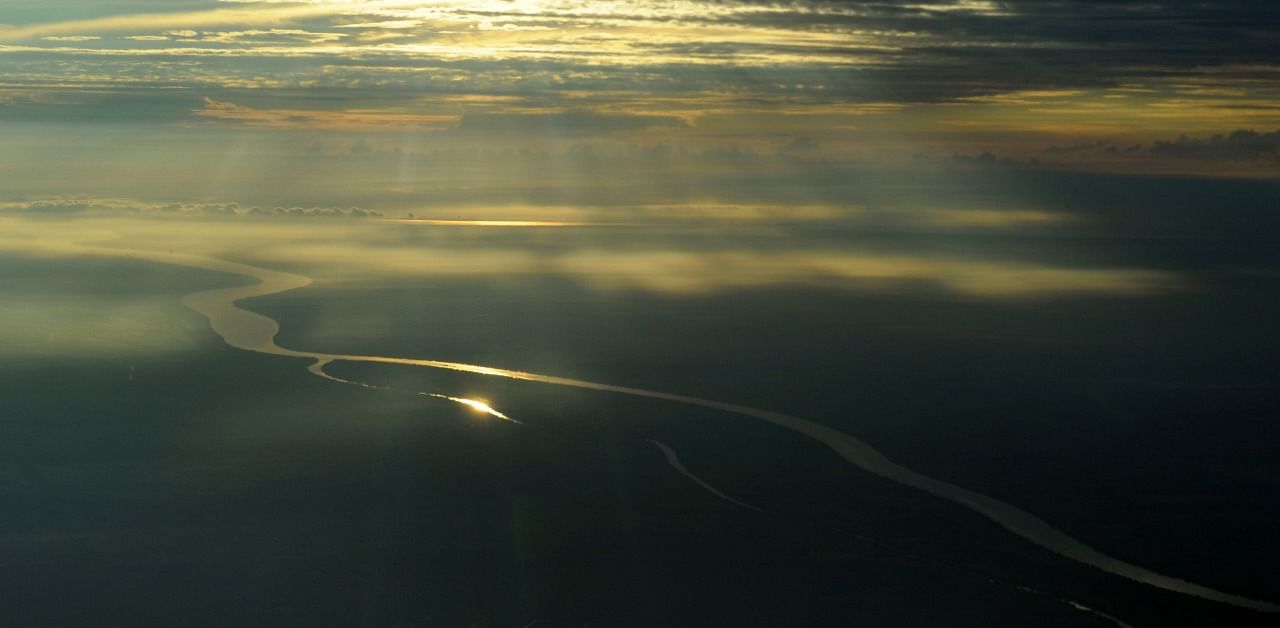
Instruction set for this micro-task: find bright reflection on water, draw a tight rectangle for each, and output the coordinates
[428,394,519,423]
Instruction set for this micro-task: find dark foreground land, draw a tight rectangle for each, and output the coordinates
[2,244,1279,627]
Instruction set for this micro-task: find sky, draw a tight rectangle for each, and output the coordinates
[1,0,1278,214]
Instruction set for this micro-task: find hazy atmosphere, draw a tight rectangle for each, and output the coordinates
[2,2,1279,627]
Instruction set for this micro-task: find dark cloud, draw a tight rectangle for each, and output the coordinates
[1044,141,1108,156]
[781,136,820,152]
[349,139,372,155]
[7,1,1276,105]
[247,206,382,218]
[1148,130,1280,161]
[951,151,1039,168]
[709,1,1280,100]
[1041,129,1280,162]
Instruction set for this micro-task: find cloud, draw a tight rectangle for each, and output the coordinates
[0,2,433,42]
[193,97,458,130]
[950,151,1039,168]
[1043,141,1110,156]
[780,135,820,153]
[333,20,421,30]
[1,0,1272,105]
[349,139,373,155]
[197,28,347,44]
[0,7,307,41]
[0,198,382,219]
[1148,129,1280,161]
[452,111,688,137]
[1036,129,1280,166]
[223,226,1180,299]
[550,249,1178,297]
[245,206,383,218]
[0,89,200,124]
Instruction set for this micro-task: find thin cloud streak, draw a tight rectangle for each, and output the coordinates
[0,1,430,42]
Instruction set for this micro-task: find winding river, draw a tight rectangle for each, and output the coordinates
[645,439,760,511]
[50,239,1280,614]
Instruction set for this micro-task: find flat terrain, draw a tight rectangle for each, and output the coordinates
[2,237,1279,626]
